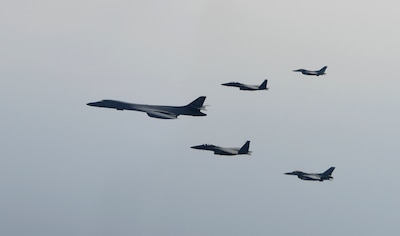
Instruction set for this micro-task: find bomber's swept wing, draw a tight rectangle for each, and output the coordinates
[145,110,178,119]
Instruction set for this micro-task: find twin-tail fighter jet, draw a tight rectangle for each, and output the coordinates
[87,96,207,119]
[221,80,268,91]
[293,66,327,76]
[191,141,251,156]
[285,167,335,181]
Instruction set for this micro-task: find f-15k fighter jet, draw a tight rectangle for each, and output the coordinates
[191,141,251,156]
[221,80,268,91]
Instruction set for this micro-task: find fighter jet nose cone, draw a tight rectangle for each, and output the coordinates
[87,102,98,107]
[191,145,203,150]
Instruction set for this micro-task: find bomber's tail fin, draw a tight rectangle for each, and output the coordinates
[259,80,268,90]
[238,141,250,154]
[318,66,328,75]
[322,167,335,177]
[186,96,206,108]
[184,96,207,116]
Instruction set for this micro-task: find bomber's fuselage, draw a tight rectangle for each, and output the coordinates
[87,98,207,119]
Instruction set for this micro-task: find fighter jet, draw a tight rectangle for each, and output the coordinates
[191,141,251,156]
[87,96,207,119]
[293,66,327,76]
[285,167,335,181]
[221,80,268,91]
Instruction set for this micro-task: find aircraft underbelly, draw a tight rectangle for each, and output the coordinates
[240,86,258,90]
[300,174,320,181]
[214,148,237,155]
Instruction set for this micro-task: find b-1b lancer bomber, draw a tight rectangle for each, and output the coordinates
[293,66,327,76]
[285,167,335,181]
[87,96,207,119]
[221,80,268,91]
[191,141,251,156]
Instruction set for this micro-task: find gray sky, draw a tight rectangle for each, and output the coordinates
[1,0,400,235]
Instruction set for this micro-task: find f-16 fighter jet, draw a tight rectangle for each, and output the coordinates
[191,141,251,156]
[293,66,327,76]
[285,167,335,181]
[87,96,207,119]
[221,80,268,91]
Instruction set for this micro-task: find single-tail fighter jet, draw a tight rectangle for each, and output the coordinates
[87,96,207,119]
[293,66,327,76]
[285,167,335,181]
[191,141,251,156]
[221,80,268,91]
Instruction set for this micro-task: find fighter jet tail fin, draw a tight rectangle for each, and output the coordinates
[259,80,268,90]
[322,167,335,177]
[318,66,328,75]
[238,141,250,154]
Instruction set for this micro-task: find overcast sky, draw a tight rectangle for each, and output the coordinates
[1,0,400,235]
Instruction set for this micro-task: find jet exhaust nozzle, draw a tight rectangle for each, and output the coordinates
[200,105,209,111]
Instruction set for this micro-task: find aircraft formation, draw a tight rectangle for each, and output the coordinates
[87,66,335,182]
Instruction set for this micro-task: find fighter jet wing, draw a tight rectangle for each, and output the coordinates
[241,85,259,90]
[301,174,321,180]
[214,148,238,155]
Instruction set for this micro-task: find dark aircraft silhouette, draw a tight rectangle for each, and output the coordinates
[87,96,207,119]
[285,167,335,181]
[293,66,327,76]
[221,80,268,91]
[191,141,251,156]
